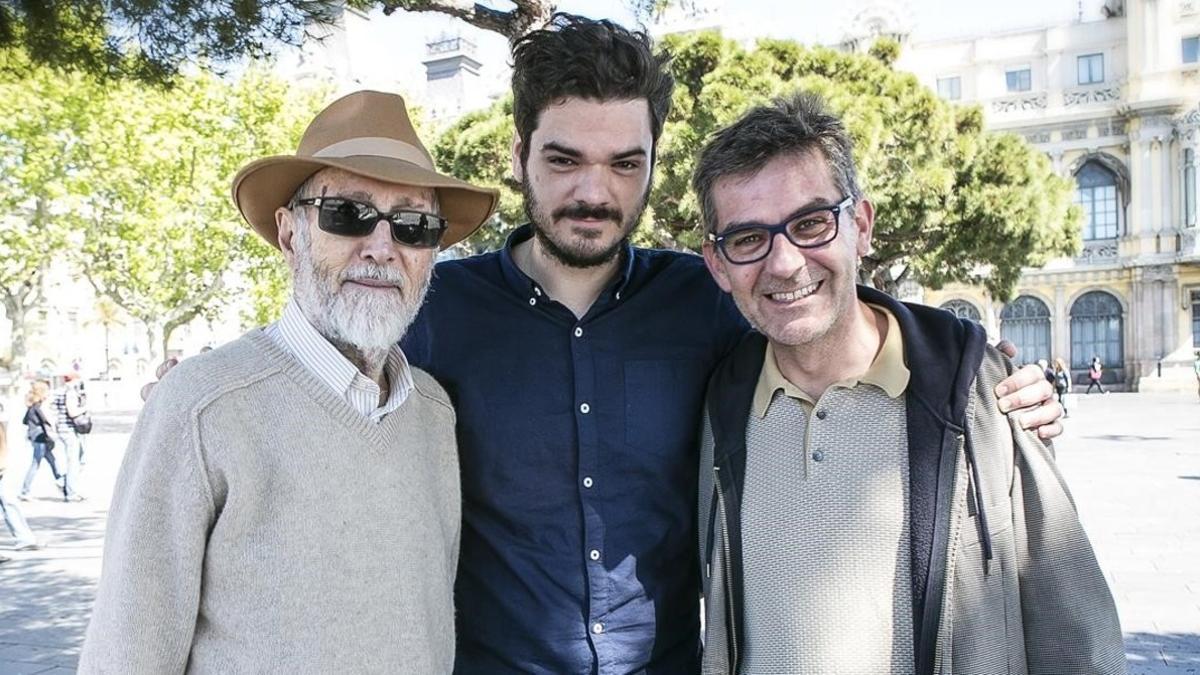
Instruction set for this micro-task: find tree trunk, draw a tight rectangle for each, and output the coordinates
[144,323,163,368]
[2,283,38,372]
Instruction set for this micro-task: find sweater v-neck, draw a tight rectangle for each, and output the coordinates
[244,330,416,450]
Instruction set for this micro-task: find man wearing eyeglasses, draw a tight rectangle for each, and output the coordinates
[80,91,498,673]
[695,93,1125,674]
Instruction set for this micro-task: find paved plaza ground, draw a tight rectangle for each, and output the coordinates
[0,388,1198,673]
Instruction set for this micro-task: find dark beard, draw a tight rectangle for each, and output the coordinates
[521,176,649,269]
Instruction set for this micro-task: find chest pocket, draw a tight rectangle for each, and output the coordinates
[623,359,705,452]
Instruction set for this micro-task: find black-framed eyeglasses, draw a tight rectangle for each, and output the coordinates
[292,195,448,249]
[708,196,853,265]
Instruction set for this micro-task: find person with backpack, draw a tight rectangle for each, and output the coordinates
[19,381,64,501]
[53,372,90,502]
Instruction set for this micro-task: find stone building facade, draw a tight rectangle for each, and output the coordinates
[891,0,1200,391]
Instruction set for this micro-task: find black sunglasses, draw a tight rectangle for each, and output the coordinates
[708,196,853,265]
[292,195,448,249]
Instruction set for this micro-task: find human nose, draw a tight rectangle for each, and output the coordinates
[571,165,613,205]
[761,230,807,276]
[358,219,398,263]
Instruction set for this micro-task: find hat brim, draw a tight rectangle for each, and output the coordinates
[232,155,499,249]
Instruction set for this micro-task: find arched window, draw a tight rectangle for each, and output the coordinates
[1070,291,1123,369]
[940,299,982,322]
[1075,162,1120,240]
[1000,296,1052,366]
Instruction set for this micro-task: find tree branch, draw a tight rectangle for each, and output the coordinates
[381,0,555,40]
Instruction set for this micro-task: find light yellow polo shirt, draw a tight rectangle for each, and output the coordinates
[752,304,910,418]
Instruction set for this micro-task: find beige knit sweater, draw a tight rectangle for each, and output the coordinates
[79,330,460,674]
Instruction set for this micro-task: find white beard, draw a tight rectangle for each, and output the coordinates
[291,233,431,352]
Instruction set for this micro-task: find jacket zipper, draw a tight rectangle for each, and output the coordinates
[714,466,738,671]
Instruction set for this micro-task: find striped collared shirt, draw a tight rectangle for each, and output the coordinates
[265,300,414,423]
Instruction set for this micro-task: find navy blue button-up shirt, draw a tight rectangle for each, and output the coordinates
[403,226,747,674]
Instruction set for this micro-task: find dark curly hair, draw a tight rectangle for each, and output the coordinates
[510,13,675,166]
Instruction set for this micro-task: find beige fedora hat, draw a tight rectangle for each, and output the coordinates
[232,90,498,249]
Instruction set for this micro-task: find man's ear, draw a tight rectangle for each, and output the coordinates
[276,207,298,267]
[702,240,733,294]
[511,133,524,182]
[852,197,876,258]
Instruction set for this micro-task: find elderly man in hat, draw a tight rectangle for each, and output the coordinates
[79,91,498,673]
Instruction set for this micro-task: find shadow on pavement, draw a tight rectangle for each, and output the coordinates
[1082,434,1173,442]
[1126,631,1200,672]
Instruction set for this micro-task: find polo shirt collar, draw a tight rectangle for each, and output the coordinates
[752,303,910,418]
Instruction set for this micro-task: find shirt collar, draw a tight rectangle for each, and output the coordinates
[752,303,910,418]
[498,224,636,302]
[270,299,414,417]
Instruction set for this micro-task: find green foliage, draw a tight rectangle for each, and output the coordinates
[0,0,350,83]
[0,47,95,366]
[0,50,325,361]
[434,32,1081,299]
[432,98,521,253]
[69,68,326,357]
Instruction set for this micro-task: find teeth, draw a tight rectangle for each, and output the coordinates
[769,281,820,302]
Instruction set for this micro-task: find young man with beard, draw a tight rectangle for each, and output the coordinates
[695,93,1124,674]
[400,14,1065,674]
[80,91,498,672]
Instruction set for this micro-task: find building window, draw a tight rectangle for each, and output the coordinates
[1184,36,1200,64]
[1075,161,1120,240]
[940,299,981,322]
[1000,296,1052,366]
[937,76,962,101]
[1071,291,1123,369]
[1192,290,1200,349]
[1006,67,1032,92]
[1186,148,1196,227]
[1077,53,1104,84]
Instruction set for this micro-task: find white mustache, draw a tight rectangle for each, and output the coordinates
[340,266,405,288]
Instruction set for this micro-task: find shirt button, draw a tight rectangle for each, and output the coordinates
[583,476,594,488]
[574,327,584,338]
[589,549,601,561]
[816,409,828,420]
[812,450,825,462]
[529,297,537,306]
[534,286,543,296]
[592,622,604,635]
[580,403,591,414]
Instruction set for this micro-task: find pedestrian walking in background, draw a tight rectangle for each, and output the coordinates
[53,373,88,501]
[1087,355,1107,394]
[1039,358,1054,385]
[1054,357,1072,417]
[1,408,42,552]
[19,381,63,500]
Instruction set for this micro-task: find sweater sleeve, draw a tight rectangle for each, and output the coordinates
[78,380,216,674]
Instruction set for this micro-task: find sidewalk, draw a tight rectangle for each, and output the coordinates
[0,393,1198,673]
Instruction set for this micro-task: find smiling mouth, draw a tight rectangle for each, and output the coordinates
[766,280,821,302]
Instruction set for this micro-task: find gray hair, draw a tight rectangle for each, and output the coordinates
[692,91,862,234]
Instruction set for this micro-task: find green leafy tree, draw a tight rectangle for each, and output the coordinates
[436,32,1079,299]
[70,68,324,362]
[651,33,1080,299]
[0,0,554,83]
[0,48,95,370]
